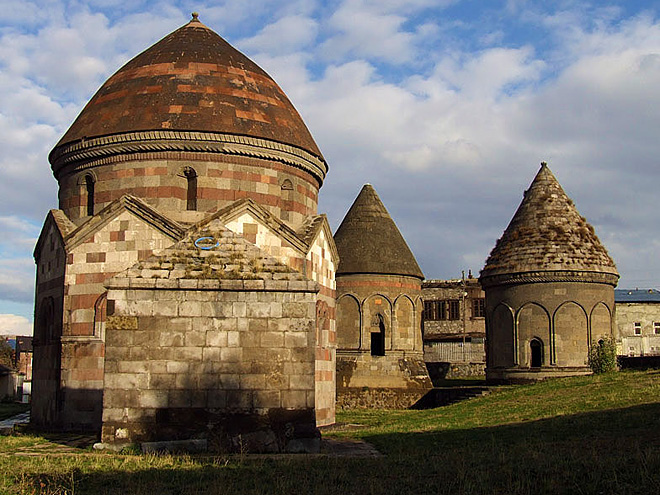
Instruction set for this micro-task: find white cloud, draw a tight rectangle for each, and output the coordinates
[239,15,319,54]
[1,0,660,319]
[0,258,35,304]
[0,314,33,336]
[321,6,415,63]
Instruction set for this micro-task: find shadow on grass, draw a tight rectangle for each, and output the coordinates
[12,403,660,495]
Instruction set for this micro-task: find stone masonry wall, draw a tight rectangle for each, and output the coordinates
[336,273,430,408]
[102,281,319,452]
[58,209,177,429]
[58,153,319,229]
[484,280,614,382]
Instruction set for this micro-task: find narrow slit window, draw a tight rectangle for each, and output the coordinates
[184,167,198,211]
[85,175,95,216]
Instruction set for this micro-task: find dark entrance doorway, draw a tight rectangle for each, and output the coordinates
[371,313,385,356]
[530,338,543,367]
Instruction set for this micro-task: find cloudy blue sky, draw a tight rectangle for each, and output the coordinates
[1,0,659,335]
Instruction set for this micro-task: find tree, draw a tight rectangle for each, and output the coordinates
[588,336,618,374]
[0,339,15,369]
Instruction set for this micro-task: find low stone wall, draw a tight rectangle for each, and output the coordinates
[425,362,485,385]
[336,354,431,409]
[336,387,428,410]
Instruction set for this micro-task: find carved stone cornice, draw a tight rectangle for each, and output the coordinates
[49,130,328,184]
[479,269,619,288]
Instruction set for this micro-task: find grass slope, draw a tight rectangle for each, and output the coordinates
[2,370,660,494]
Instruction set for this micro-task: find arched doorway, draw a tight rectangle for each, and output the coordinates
[530,338,543,368]
[371,313,385,356]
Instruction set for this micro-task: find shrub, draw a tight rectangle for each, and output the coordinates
[588,336,618,373]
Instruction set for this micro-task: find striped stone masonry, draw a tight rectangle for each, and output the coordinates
[101,226,322,452]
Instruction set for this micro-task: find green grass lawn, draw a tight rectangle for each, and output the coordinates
[2,370,660,494]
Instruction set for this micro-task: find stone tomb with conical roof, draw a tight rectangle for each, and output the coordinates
[479,163,619,383]
[334,185,431,409]
[32,15,338,452]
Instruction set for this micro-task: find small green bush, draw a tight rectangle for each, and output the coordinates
[588,336,618,373]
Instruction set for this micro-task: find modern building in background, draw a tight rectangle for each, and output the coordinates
[421,276,485,378]
[615,289,660,357]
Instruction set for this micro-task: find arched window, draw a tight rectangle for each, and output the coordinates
[183,167,198,211]
[37,297,55,343]
[530,338,543,368]
[371,313,385,356]
[280,179,293,221]
[84,174,95,216]
[93,292,108,338]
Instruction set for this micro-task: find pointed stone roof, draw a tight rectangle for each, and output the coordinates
[334,184,423,279]
[480,163,618,285]
[50,13,324,171]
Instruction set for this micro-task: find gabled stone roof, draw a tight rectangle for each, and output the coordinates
[33,209,77,260]
[334,184,423,279]
[64,195,185,251]
[107,218,317,292]
[480,163,618,285]
[51,14,323,162]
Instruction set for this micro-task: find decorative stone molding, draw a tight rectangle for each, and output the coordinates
[480,269,619,288]
[50,130,328,185]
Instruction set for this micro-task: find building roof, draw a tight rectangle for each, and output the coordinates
[16,337,33,353]
[51,13,323,162]
[334,184,424,279]
[615,289,660,303]
[480,163,618,282]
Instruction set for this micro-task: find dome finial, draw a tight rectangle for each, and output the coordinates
[191,12,199,21]
[540,161,547,168]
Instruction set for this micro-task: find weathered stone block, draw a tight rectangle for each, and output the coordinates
[166,362,189,373]
[220,374,240,390]
[285,332,308,348]
[139,390,168,408]
[106,315,138,330]
[281,390,307,408]
[220,347,242,362]
[247,318,268,332]
[159,331,184,347]
[228,331,240,347]
[289,374,314,390]
[240,374,266,389]
[207,390,227,408]
[246,302,272,318]
[232,302,247,317]
[282,303,308,318]
[202,347,222,361]
[149,373,175,389]
[260,332,284,347]
[184,330,207,347]
[253,390,280,408]
[118,361,149,374]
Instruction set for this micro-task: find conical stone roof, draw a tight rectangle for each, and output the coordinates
[50,13,323,170]
[480,163,618,286]
[334,184,423,279]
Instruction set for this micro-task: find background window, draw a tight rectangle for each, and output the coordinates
[634,322,642,335]
[654,322,660,335]
[472,298,485,318]
[448,300,460,320]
